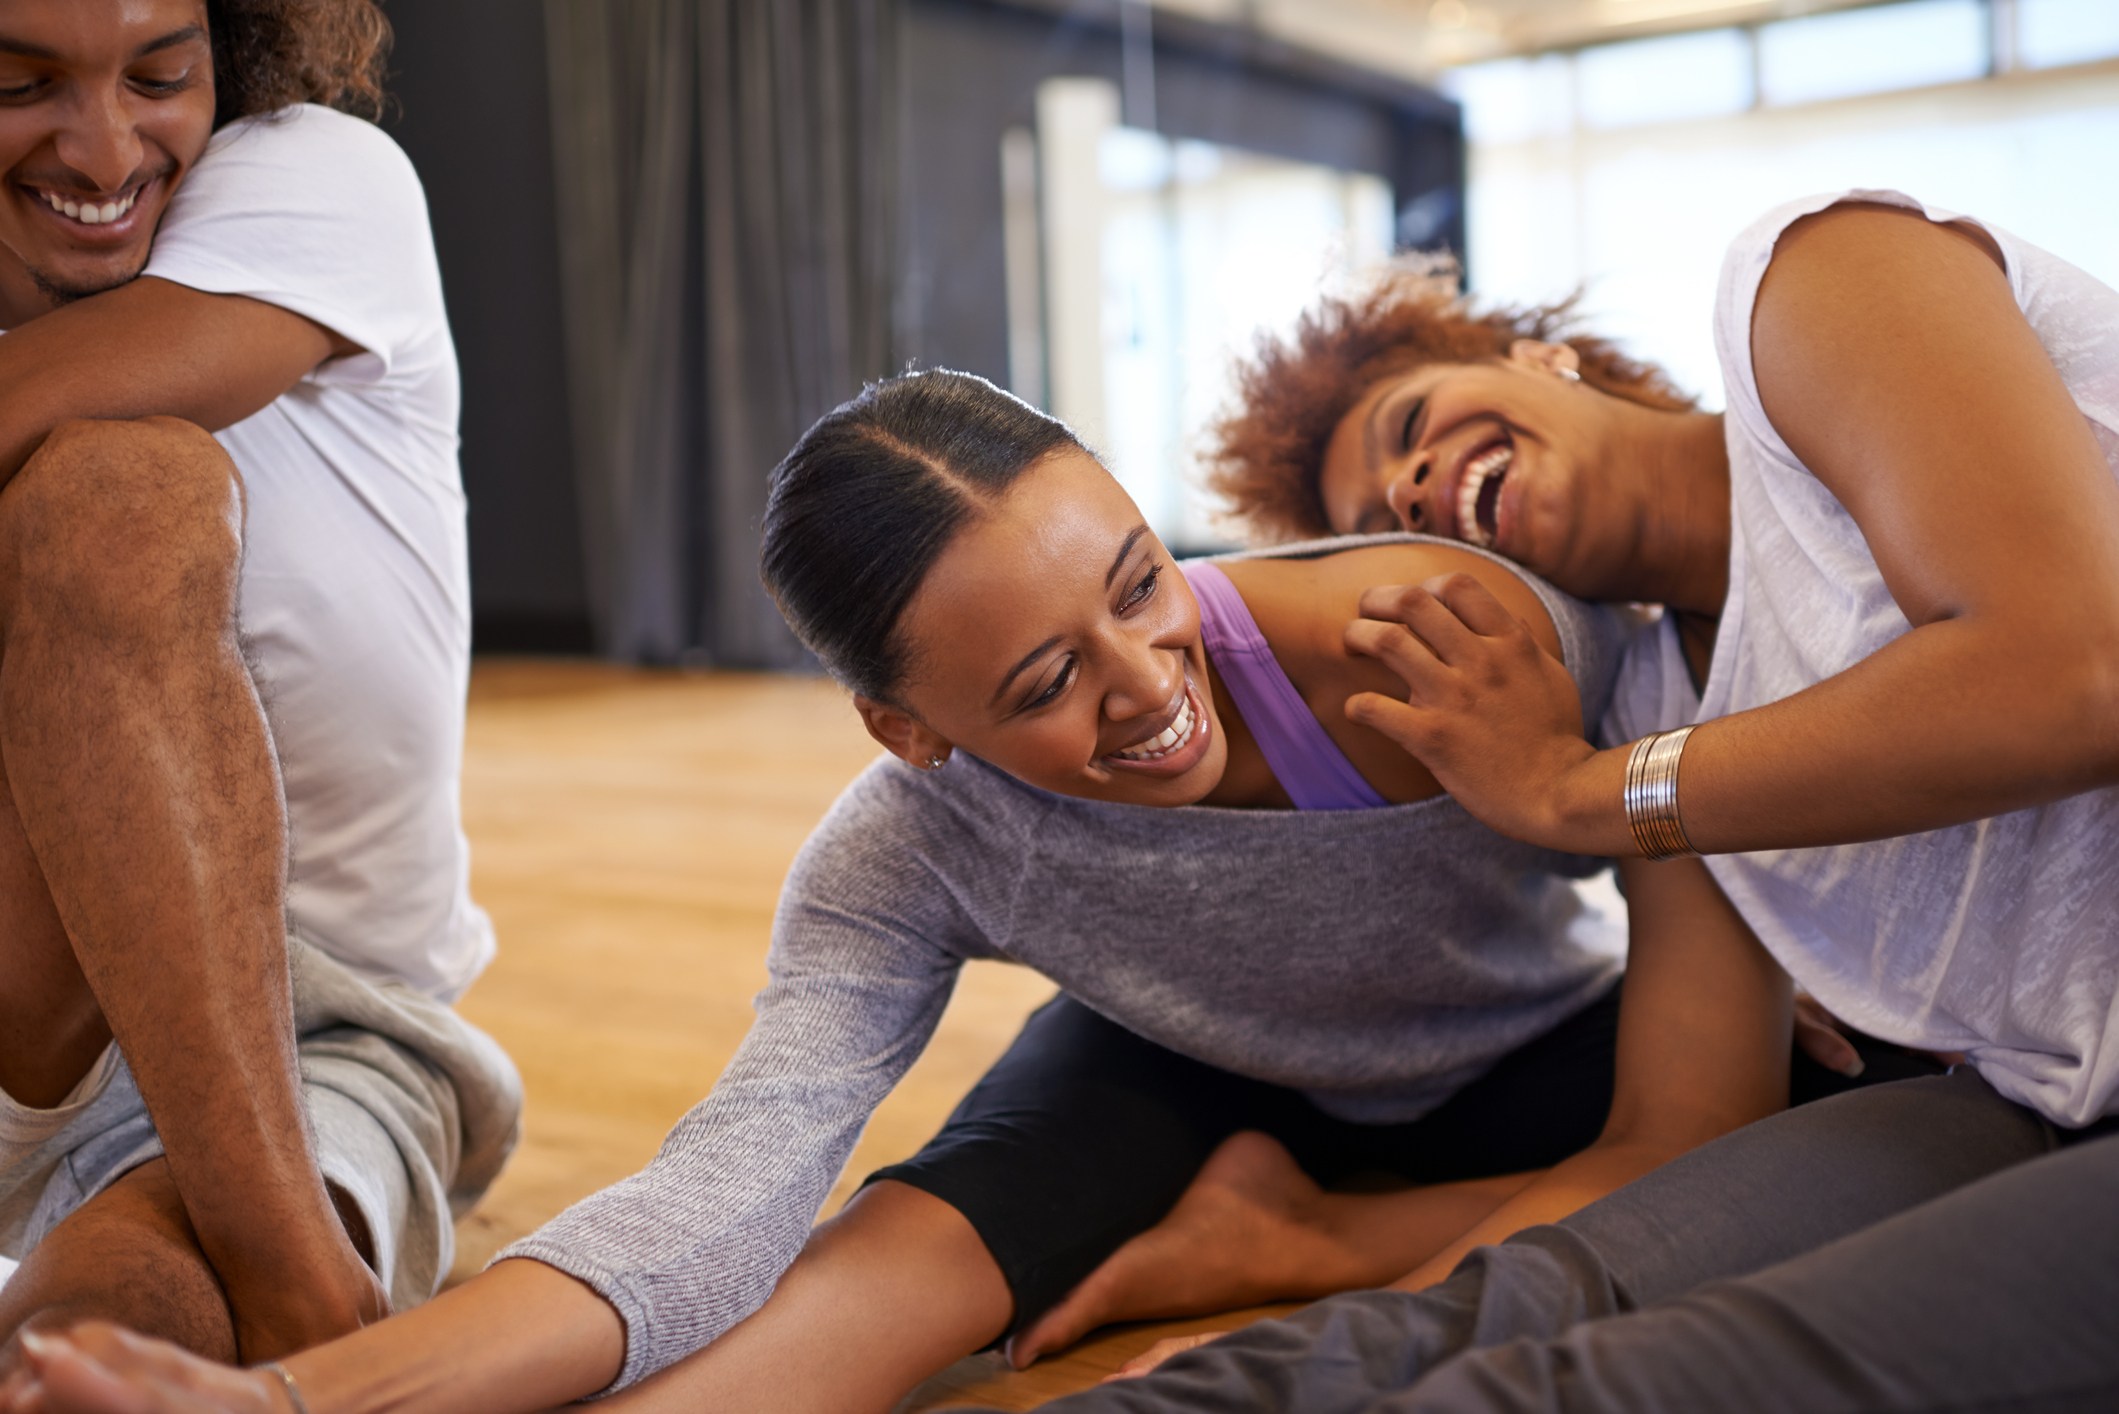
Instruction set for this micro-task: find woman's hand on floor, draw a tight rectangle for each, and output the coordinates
[2,1324,279,1413]
[1794,993,1864,1078]
[1343,574,1614,854]
[1104,1333,1224,1382]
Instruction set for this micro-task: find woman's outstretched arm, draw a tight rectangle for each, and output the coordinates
[0,1259,621,1414]
[1347,204,2119,857]
[5,1180,1017,1414]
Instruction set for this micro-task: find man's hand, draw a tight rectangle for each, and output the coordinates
[2,1324,283,1414]
[1343,574,1609,853]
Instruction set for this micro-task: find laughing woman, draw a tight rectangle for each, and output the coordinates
[1019,192,2119,1411]
[0,370,1916,1414]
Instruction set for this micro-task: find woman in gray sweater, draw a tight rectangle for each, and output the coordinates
[7,373,1891,1414]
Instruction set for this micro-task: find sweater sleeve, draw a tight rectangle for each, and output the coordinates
[494,766,994,1392]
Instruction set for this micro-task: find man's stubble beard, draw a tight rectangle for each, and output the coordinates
[25,253,150,308]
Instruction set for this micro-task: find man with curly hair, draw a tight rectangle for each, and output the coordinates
[0,0,517,1370]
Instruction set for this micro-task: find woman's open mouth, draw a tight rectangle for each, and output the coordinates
[1454,439,1513,550]
[1103,675,1211,777]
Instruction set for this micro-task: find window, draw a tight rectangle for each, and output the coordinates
[1444,55,1574,145]
[1450,2,2119,405]
[2018,0,2119,68]
[1758,0,1988,106]
[1021,78,1394,548]
[1577,29,1754,129]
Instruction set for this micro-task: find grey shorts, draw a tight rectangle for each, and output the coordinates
[0,937,521,1310]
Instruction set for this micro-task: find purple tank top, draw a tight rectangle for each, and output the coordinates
[1185,561,1387,811]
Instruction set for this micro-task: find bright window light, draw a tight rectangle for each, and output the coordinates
[1759,0,1988,106]
[1577,29,1754,130]
[1443,55,1574,145]
[2019,0,2119,68]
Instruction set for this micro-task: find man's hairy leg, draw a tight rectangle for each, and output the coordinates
[0,752,107,1111]
[0,1162,237,1366]
[0,418,384,1362]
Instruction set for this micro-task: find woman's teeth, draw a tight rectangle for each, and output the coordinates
[1456,443,1513,549]
[40,189,139,226]
[1110,688,1197,762]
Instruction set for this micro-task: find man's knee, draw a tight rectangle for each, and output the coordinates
[1,418,246,635]
[0,1159,238,1364]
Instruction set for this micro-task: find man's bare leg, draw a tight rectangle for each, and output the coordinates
[599,1181,1014,1414]
[0,418,381,1362]
[0,1163,236,1363]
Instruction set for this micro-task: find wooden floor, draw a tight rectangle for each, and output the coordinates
[449,660,1288,1410]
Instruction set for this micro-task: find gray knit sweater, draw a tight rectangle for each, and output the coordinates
[500,537,1632,1391]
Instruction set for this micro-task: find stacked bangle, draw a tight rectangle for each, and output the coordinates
[1624,725,1699,861]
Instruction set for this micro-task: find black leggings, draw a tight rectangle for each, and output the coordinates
[870,986,1932,1335]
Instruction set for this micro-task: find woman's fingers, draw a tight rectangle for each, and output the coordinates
[1421,572,1525,638]
[1354,582,1483,667]
[13,1326,273,1414]
[1343,692,1436,759]
[1104,1333,1220,1382]
[1793,993,1865,1078]
[15,1332,158,1414]
[1344,617,1452,698]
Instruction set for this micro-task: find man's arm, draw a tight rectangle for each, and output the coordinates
[0,274,349,483]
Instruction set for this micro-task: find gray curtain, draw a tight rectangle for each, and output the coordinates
[544,0,898,664]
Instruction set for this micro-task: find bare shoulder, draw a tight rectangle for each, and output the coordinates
[1222,543,1562,662]
[1214,544,1565,806]
[1751,198,2048,522]
[1754,202,2015,421]
[1770,199,2006,281]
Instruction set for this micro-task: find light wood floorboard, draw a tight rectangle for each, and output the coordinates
[449,660,1285,1411]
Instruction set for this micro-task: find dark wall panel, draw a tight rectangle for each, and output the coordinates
[373,0,1458,655]
[895,0,1464,380]
[383,1,591,651]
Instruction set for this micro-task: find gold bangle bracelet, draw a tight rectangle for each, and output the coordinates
[262,1362,312,1414]
[1624,725,1699,861]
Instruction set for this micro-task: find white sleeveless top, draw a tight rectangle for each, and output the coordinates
[1608,190,2119,1127]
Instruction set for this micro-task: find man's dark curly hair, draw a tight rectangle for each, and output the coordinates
[1205,256,1697,544]
[207,0,393,129]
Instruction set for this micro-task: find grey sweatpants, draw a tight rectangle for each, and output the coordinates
[0,937,522,1310]
[1016,1070,2119,1413]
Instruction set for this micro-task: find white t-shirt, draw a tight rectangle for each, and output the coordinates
[1607,189,2119,1128]
[137,105,494,1000]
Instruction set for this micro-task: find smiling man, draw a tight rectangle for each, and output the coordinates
[0,0,517,1372]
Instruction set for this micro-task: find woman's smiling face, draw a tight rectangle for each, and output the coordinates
[881,447,1229,808]
[1319,340,1609,593]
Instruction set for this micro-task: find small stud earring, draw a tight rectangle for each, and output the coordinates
[1557,366,1582,382]
[925,755,946,770]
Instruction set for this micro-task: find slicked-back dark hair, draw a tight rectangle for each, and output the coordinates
[207,0,393,128]
[761,370,1083,704]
